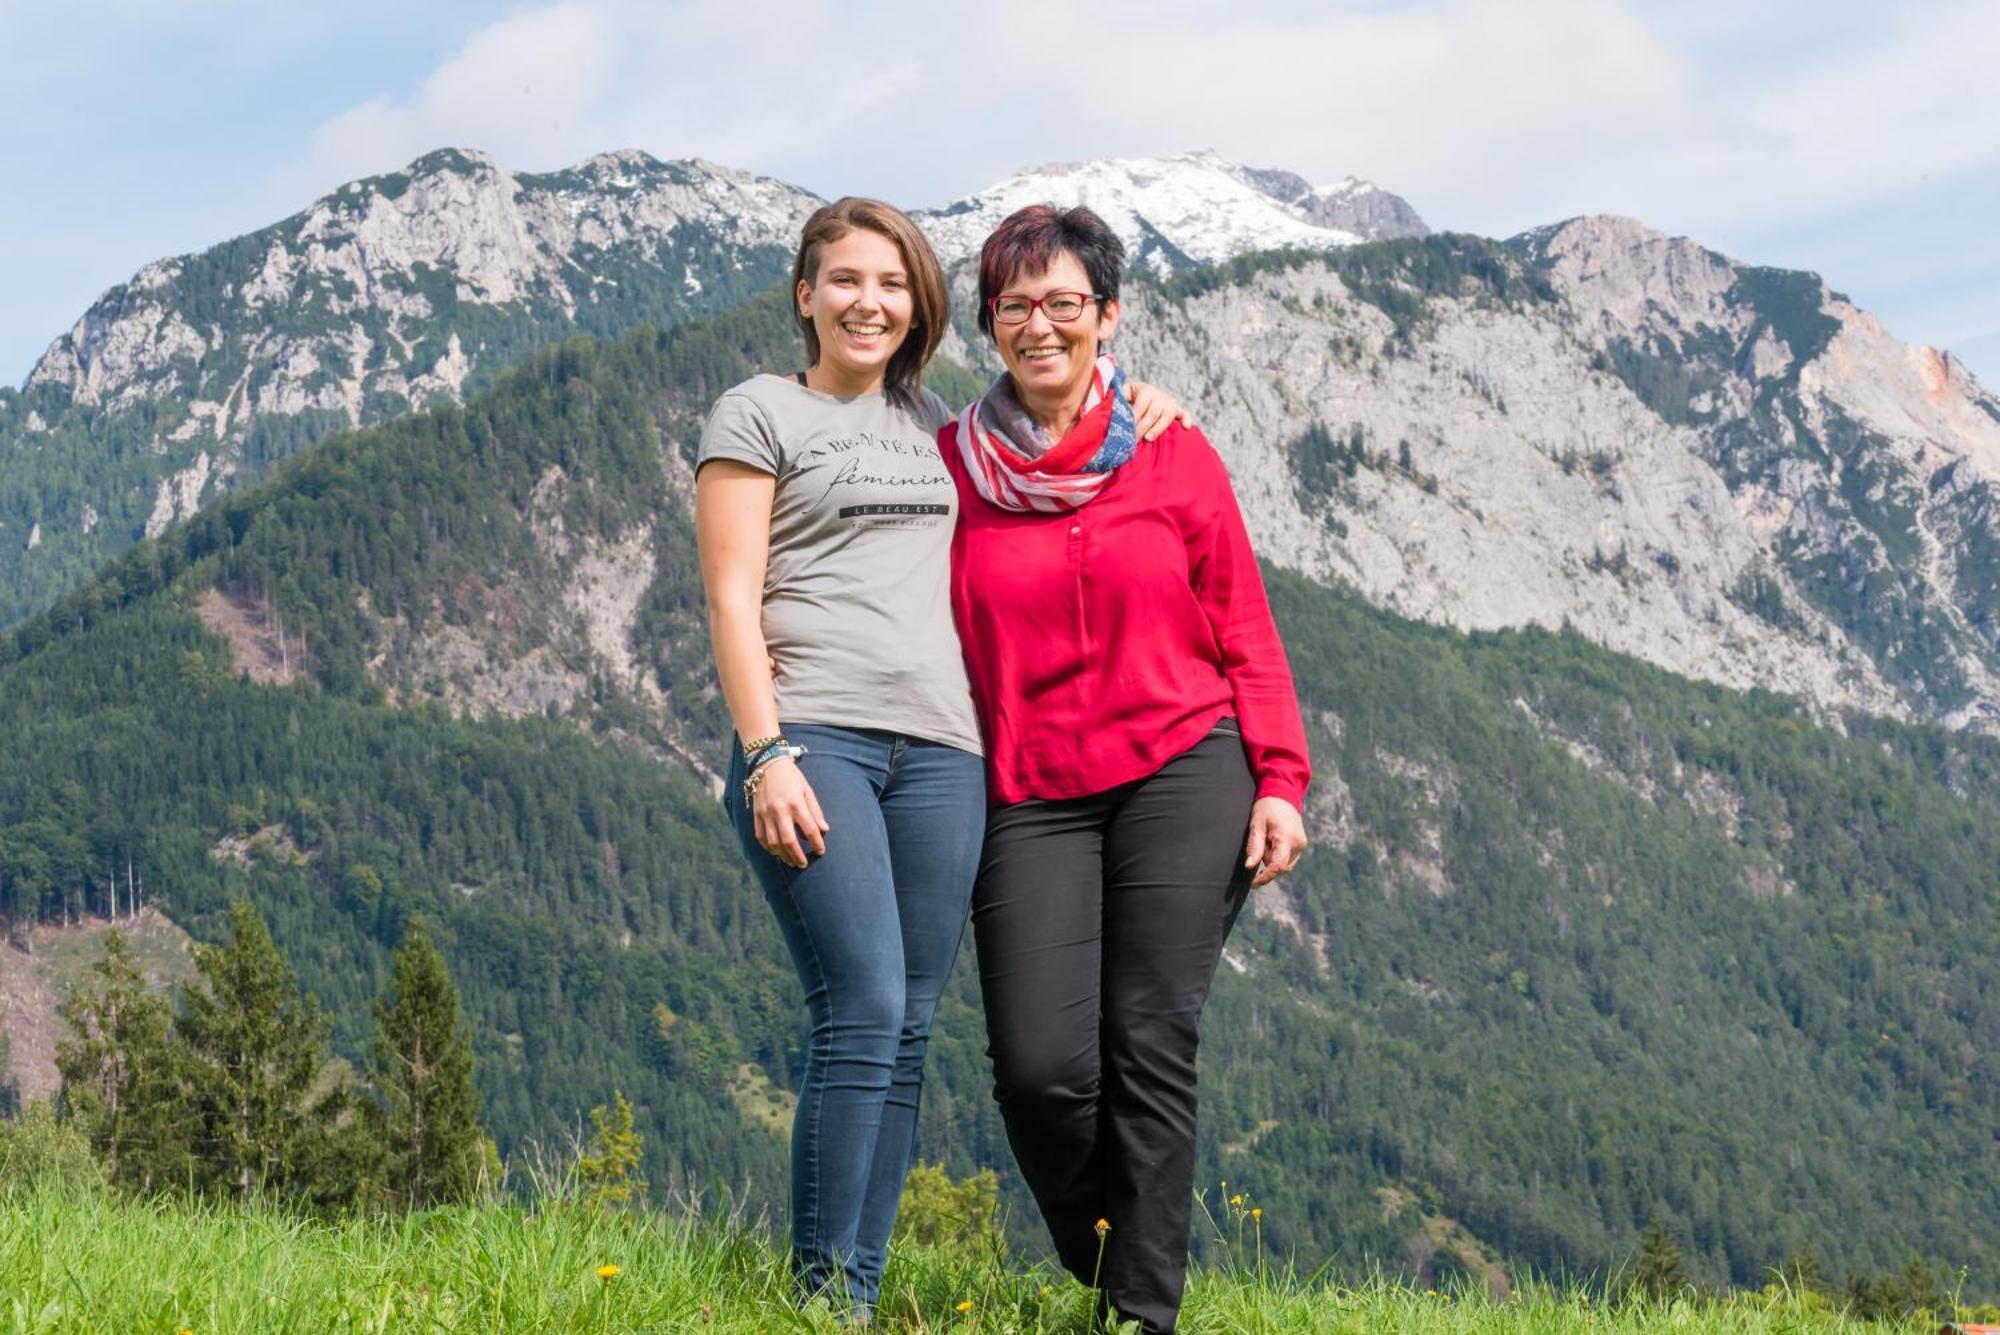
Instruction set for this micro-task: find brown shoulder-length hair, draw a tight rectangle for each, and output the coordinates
[791,197,949,409]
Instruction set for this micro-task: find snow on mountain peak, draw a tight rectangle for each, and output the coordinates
[915,151,1425,272]
[577,148,662,172]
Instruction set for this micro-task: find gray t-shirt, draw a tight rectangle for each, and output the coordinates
[697,373,981,754]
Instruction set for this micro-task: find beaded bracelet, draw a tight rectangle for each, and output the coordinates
[743,739,795,773]
[741,734,785,760]
[742,743,808,804]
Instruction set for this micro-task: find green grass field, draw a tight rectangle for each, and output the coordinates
[0,1182,1942,1333]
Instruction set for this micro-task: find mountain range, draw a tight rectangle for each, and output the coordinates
[7,147,1999,738]
[2,146,1998,1294]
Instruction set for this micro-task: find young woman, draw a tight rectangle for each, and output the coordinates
[941,203,1312,1335]
[694,197,1185,1317]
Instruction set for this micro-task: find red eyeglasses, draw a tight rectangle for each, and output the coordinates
[987,291,1105,325]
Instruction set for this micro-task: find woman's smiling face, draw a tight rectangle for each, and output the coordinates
[797,228,914,392]
[994,250,1120,417]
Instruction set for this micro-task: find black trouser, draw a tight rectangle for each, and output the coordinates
[973,725,1254,1335]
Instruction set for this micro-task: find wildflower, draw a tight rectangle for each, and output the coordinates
[596,1264,621,1281]
[1230,1194,1244,1207]
[956,1299,974,1313]
[1251,1207,1262,1221]
[1095,1218,1111,1236]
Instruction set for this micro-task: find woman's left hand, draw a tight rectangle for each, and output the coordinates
[1125,381,1196,441]
[1243,797,1308,887]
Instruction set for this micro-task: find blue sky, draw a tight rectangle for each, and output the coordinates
[4,0,1996,386]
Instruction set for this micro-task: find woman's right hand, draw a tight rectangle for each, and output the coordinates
[752,758,829,868]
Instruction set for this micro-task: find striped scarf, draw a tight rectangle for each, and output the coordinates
[952,355,1138,512]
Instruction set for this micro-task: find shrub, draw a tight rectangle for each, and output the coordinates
[894,1162,1005,1259]
[0,1101,104,1192]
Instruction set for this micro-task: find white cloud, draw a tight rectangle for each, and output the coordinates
[284,3,626,189]
[273,0,1706,212]
[51,0,2000,390]
[1726,5,2000,218]
[967,0,2000,243]
[271,0,937,202]
[298,0,1970,224]
[1004,0,1700,221]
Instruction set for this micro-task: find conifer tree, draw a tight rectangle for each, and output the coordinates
[54,929,189,1189]
[1626,1215,1689,1298]
[178,901,348,1202]
[373,916,485,1208]
[1900,1255,1942,1317]
[1776,1247,1826,1296]
[578,1090,646,1209]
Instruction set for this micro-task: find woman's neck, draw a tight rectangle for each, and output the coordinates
[805,360,884,398]
[1016,383,1089,438]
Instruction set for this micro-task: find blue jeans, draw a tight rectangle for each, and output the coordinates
[725,723,986,1314]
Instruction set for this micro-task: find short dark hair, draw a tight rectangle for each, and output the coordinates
[791,197,949,409]
[976,204,1125,338]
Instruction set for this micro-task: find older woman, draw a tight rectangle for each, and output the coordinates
[940,204,1311,1334]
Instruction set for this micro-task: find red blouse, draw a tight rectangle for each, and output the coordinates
[940,419,1311,809]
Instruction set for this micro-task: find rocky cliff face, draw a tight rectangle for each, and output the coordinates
[1088,219,2000,729]
[0,149,819,625]
[25,148,814,414]
[1234,165,1432,240]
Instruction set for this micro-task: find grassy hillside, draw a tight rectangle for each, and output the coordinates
[0,304,1995,1295]
[0,1183,1949,1333]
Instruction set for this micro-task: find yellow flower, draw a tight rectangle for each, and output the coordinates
[1095,1217,1111,1236]
[1231,1194,1244,1207]
[1251,1207,1263,1221]
[956,1300,974,1313]
[596,1264,621,1281]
